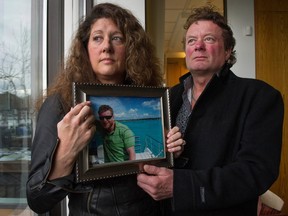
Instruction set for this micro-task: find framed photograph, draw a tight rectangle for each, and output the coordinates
[73,83,173,182]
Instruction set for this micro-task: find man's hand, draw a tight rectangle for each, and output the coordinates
[137,164,173,200]
[166,126,185,158]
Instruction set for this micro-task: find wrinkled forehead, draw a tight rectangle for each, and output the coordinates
[186,20,223,36]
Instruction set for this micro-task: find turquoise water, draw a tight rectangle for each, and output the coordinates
[123,118,164,157]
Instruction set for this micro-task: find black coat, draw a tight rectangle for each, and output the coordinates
[26,94,161,216]
[166,66,284,216]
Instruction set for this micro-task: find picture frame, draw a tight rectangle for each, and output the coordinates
[73,83,173,182]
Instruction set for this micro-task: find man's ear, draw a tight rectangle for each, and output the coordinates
[225,48,232,61]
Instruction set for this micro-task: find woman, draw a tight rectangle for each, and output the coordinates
[26,3,184,216]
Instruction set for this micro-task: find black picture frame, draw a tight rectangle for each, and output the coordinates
[73,83,173,182]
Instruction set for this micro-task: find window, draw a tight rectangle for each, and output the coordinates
[0,0,44,215]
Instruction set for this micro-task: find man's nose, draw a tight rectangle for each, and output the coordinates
[194,40,205,51]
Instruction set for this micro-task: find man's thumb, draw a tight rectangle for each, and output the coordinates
[143,164,160,175]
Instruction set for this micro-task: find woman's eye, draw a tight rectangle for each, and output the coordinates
[112,36,124,44]
[112,36,121,40]
[112,36,123,41]
[92,36,102,42]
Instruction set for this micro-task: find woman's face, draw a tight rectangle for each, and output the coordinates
[88,18,126,84]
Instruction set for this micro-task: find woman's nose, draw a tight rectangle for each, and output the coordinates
[102,38,112,53]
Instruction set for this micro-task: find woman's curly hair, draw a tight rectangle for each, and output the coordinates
[182,5,236,67]
[37,3,162,112]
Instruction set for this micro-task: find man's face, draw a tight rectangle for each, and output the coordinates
[99,109,115,132]
[185,20,231,76]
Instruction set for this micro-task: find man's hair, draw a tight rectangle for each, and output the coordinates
[98,105,113,115]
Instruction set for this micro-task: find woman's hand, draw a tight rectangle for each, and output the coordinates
[49,101,96,180]
[166,126,185,158]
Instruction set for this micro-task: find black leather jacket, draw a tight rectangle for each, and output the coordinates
[26,94,161,215]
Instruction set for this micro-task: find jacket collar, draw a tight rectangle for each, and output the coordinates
[178,63,231,84]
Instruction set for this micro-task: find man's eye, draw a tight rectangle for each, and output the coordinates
[187,38,196,45]
[204,37,215,43]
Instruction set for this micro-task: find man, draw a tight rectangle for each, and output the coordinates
[97,104,136,162]
[137,6,284,216]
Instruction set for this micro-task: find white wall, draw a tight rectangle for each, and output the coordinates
[226,0,255,78]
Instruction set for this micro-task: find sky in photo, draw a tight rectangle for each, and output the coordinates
[89,96,161,120]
